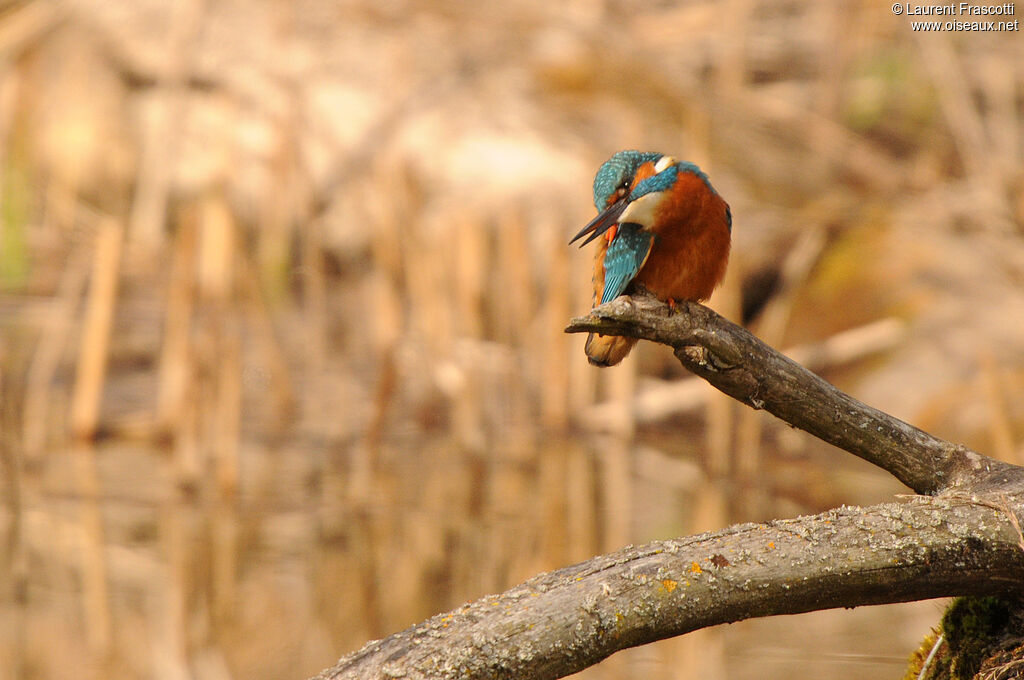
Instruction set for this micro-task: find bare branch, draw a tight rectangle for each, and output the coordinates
[314,497,1024,680]
[565,295,1016,495]
[580,316,907,430]
[310,295,1024,680]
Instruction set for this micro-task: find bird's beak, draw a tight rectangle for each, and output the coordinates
[569,198,628,247]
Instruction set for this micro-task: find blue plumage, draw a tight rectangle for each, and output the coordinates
[674,162,717,194]
[575,150,732,366]
[592,151,660,210]
[630,164,678,201]
[601,224,653,304]
[587,152,719,304]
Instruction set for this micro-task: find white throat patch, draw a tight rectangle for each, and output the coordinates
[654,155,676,172]
[618,191,663,230]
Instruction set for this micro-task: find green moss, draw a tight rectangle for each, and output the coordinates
[905,597,1024,680]
[941,596,1020,679]
[942,597,1007,679]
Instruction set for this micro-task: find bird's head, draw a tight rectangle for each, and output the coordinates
[571,150,684,247]
[591,150,661,211]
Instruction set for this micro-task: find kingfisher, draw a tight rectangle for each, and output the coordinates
[570,150,731,366]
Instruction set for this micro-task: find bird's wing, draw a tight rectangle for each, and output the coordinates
[600,223,653,304]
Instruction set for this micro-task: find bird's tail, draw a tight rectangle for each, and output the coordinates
[584,333,637,367]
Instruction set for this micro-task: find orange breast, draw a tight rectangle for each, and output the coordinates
[632,172,730,302]
[591,236,608,305]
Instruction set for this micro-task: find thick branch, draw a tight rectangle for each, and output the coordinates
[315,496,1024,680]
[565,295,1015,495]
[311,296,1024,680]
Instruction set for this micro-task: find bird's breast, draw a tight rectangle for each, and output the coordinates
[633,175,731,302]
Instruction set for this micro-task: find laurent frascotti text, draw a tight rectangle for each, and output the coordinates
[899,3,1014,13]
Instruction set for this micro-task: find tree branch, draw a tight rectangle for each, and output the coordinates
[315,497,1024,680]
[565,295,1015,495]
[312,296,1024,680]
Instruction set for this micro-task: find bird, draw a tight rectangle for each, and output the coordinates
[570,150,731,366]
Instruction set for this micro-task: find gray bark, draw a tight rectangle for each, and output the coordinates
[313,296,1024,680]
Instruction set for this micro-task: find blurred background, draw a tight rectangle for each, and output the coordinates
[1,1,1022,678]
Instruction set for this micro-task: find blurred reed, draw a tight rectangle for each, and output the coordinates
[0,2,1021,680]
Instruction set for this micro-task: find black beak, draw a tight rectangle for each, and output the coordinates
[569,198,628,247]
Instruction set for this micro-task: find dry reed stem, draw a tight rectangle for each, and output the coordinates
[565,440,596,562]
[568,248,599,423]
[703,379,734,480]
[21,227,92,462]
[703,274,741,481]
[736,228,827,514]
[172,371,202,490]
[71,216,123,437]
[196,193,240,498]
[450,354,484,455]
[497,211,533,346]
[449,247,504,450]
[215,319,241,497]
[69,217,124,653]
[212,502,238,624]
[351,511,383,639]
[395,171,444,357]
[716,0,753,96]
[538,442,568,568]
[127,0,206,251]
[815,3,852,118]
[976,54,1020,187]
[913,32,1012,225]
[0,341,29,679]
[980,350,1018,465]
[599,432,634,553]
[916,633,945,680]
[237,249,296,425]
[0,2,59,56]
[359,343,397,467]
[71,442,112,654]
[153,503,189,680]
[156,208,197,433]
[367,168,404,357]
[540,224,571,430]
[978,656,1024,680]
[26,137,94,459]
[678,478,731,680]
[197,193,234,302]
[454,213,486,339]
[599,351,637,556]
[301,214,329,369]
[692,260,735,680]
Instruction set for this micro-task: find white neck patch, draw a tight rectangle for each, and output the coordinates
[654,155,676,172]
[618,191,662,230]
